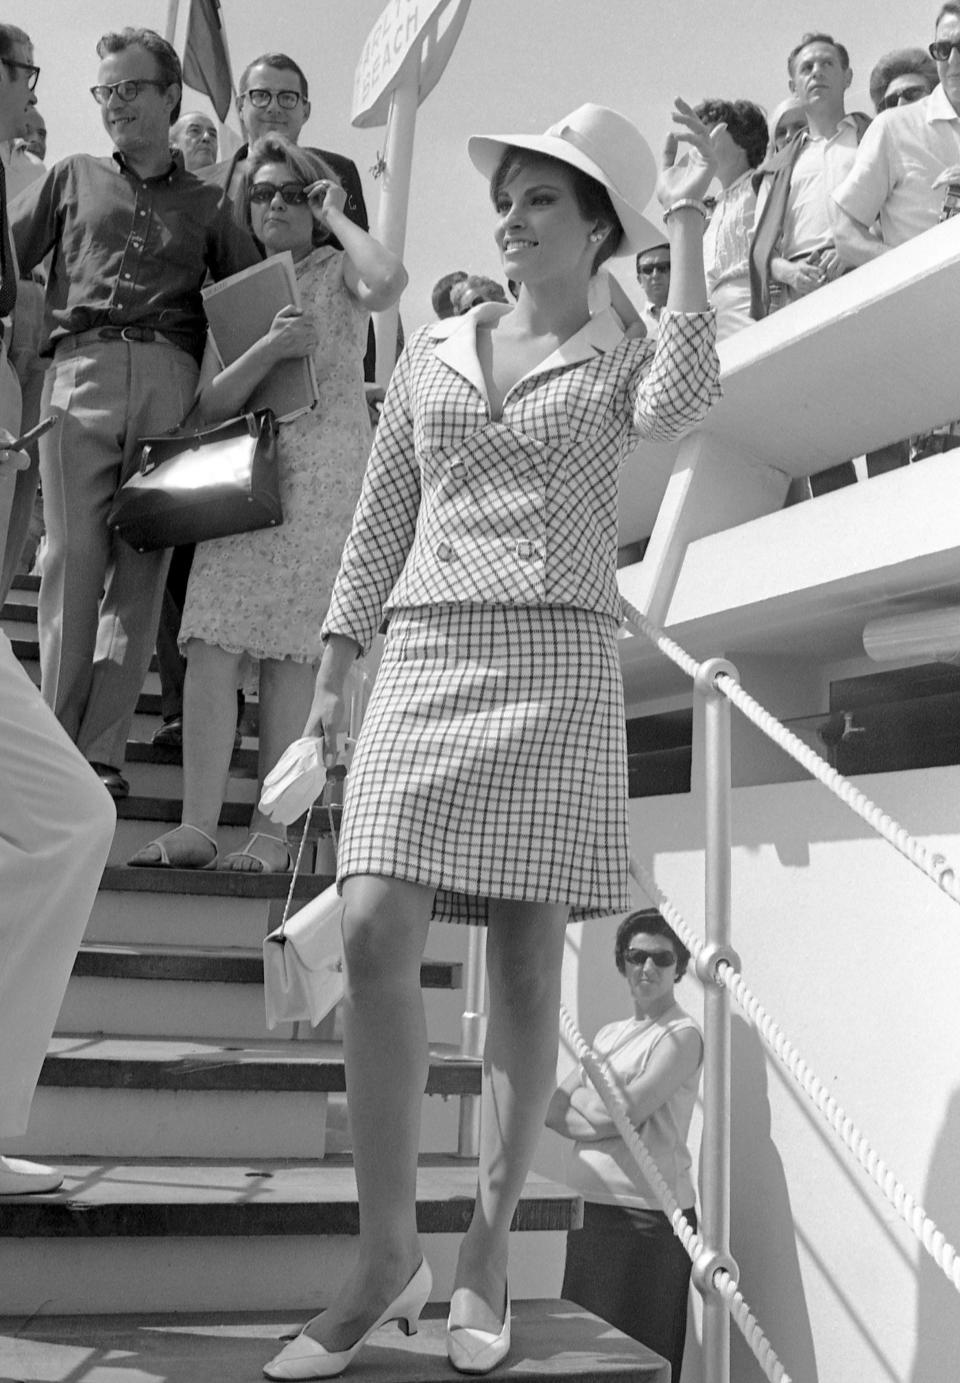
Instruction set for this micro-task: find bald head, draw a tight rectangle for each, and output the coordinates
[171,110,217,170]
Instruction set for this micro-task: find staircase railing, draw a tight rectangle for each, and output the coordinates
[558,592,960,1383]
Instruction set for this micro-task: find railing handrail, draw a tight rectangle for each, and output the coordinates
[603,591,960,1382]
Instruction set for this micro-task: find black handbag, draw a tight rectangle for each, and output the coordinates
[107,409,282,553]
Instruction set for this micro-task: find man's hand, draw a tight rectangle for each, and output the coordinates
[0,429,31,476]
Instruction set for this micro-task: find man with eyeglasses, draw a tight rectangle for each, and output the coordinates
[202,52,369,272]
[0,22,117,1202]
[868,48,939,116]
[635,243,670,339]
[9,26,259,799]
[833,4,960,263]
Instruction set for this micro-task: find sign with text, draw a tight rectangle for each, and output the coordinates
[352,0,471,127]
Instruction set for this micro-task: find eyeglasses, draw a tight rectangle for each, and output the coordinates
[624,947,677,970]
[929,37,960,62]
[3,58,40,91]
[90,79,169,105]
[879,84,929,110]
[249,180,309,205]
[638,262,670,276]
[243,88,303,110]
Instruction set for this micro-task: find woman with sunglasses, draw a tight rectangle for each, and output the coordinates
[547,909,703,1383]
[129,134,405,872]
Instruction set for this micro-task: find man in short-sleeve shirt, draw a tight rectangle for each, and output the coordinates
[833,4,960,260]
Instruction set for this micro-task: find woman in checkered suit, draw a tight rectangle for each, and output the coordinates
[264,103,723,1380]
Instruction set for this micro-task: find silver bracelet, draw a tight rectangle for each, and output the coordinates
[663,198,709,223]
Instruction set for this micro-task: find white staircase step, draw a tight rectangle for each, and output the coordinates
[6,1034,481,1158]
[0,1305,672,1378]
[59,942,463,1041]
[0,1161,585,1326]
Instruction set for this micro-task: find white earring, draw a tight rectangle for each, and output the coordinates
[589,231,604,243]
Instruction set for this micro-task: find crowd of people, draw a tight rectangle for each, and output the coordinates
[0,6,958,1381]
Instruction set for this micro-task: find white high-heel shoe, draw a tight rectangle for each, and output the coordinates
[262,1258,432,1380]
[446,1284,511,1375]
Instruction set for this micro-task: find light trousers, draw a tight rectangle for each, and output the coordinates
[38,336,198,766]
[0,630,115,1137]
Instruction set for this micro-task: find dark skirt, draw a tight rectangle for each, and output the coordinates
[561,1201,697,1383]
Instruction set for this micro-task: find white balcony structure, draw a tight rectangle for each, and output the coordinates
[535,216,960,1383]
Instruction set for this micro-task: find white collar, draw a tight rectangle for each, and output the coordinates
[427,303,629,398]
[925,83,960,123]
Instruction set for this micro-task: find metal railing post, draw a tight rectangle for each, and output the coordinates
[694,658,740,1383]
[456,925,487,1156]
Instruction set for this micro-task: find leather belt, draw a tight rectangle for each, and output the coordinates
[55,325,185,353]
[93,325,175,344]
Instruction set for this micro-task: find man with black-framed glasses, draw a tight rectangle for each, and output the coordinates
[202,52,369,263]
[201,51,372,376]
[833,3,960,263]
[10,25,259,800]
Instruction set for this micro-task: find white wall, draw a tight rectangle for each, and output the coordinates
[536,765,960,1383]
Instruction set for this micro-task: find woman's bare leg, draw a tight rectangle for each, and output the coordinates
[180,638,243,839]
[302,874,435,1349]
[449,901,569,1332]
[226,656,316,870]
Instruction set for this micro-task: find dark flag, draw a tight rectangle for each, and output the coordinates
[182,0,233,122]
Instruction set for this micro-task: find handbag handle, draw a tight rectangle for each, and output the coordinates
[276,778,342,938]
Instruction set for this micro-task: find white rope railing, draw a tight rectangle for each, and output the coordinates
[629,854,960,1297]
[620,593,960,911]
[559,1003,794,1383]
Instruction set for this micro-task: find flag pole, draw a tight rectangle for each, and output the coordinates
[164,0,180,45]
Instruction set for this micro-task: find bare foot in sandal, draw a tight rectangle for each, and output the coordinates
[221,831,291,873]
[128,824,218,869]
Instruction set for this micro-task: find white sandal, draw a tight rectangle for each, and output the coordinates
[128,824,219,870]
[221,831,292,874]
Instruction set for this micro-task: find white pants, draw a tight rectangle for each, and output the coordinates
[0,630,115,1137]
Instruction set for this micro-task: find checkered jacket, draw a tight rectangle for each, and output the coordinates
[323,304,720,653]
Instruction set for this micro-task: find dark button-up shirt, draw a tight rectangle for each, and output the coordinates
[10,150,261,360]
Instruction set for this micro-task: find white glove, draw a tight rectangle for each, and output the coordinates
[258,735,328,824]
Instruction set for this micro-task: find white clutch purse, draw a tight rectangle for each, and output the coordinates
[261,749,346,1030]
[263,880,345,1030]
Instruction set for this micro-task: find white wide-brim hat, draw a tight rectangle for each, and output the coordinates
[467,103,662,257]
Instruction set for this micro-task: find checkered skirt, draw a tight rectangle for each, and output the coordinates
[336,603,631,925]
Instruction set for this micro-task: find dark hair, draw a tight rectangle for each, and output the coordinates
[450,274,509,313]
[868,47,938,111]
[431,270,468,318]
[245,133,340,246]
[694,99,769,170]
[97,28,182,122]
[239,52,309,101]
[491,146,620,271]
[615,909,690,980]
[0,23,30,64]
[787,32,850,77]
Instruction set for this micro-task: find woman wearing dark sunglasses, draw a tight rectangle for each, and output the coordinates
[129,133,405,872]
[546,909,703,1383]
